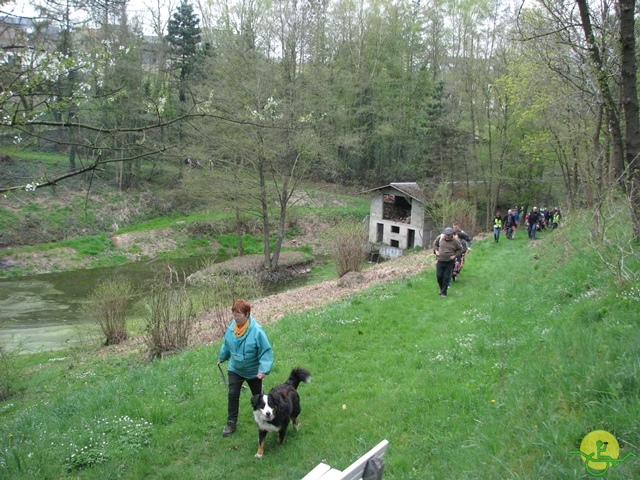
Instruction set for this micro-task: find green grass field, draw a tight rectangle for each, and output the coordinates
[1,215,639,479]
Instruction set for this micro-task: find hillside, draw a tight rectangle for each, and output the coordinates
[0,155,368,278]
[1,214,639,479]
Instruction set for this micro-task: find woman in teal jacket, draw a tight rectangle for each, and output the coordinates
[217,299,273,436]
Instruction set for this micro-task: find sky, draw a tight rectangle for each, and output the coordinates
[4,0,152,16]
[2,0,172,35]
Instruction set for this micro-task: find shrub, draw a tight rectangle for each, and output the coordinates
[0,341,21,401]
[85,277,135,346]
[144,268,196,360]
[328,219,368,277]
[425,182,478,235]
[574,192,640,283]
[198,269,262,339]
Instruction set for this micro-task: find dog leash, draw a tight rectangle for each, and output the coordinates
[218,363,229,387]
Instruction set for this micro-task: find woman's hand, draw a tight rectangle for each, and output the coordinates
[257,373,265,380]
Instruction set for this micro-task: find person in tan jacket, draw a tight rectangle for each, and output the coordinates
[433,227,463,297]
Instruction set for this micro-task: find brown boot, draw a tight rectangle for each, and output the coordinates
[222,421,236,437]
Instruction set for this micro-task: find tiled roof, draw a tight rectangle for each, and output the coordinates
[360,182,425,203]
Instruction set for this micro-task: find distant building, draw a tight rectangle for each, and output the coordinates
[362,182,434,257]
[0,14,59,58]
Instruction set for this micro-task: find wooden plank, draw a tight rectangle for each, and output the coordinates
[337,440,389,480]
[301,463,332,480]
[302,440,389,480]
[318,468,345,479]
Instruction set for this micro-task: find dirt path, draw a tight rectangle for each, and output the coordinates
[235,235,490,332]
[192,250,435,345]
[190,235,489,346]
[98,250,436,357]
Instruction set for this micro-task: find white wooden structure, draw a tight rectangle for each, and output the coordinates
[302,439,389,480]
[363,183,429,251]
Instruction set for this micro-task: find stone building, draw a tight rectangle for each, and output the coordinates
[363,182,432,256]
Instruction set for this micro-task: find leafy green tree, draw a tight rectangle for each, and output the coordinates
[31,0,89,170]
[416,80,468,183]
[191,0,325,272]
[517,0,640,235]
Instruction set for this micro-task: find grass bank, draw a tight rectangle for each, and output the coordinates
[1,150,370,278]
[1,218,639,478]
[0,192,369,278]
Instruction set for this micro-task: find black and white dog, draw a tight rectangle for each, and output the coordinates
[250,367,311,458]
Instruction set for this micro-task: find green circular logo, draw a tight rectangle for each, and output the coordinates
[571,430,636,476]
[579,431,619,472]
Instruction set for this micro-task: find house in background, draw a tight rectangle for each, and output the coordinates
[0,15,59,51]
[363,182,433,257]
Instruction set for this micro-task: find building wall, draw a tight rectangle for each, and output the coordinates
[368,187,427,249]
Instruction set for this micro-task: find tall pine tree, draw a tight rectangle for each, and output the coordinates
[166,0,202,101]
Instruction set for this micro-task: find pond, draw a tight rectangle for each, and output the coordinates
[0,256,216,353]
[0,255,321,353]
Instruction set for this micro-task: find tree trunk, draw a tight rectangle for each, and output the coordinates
[235,202,244,257]
[618,0,640,237]
[593,104,604,201]
[270,151,297,270]
[258,155,271,271]
[576,0,625,184]
[69,145,77,171]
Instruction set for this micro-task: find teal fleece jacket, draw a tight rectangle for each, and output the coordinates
[218,316,273,379]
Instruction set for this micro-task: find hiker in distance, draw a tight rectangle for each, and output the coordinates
[453,223,472,251]
[433,227,463,297]
[527,206,541,239]
[504,209,517,239]
[218,299,273,437]
[512,207,520,238]
[551,207,562,229]
[493,211,503,243]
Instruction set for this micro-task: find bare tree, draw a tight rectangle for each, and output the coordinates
[618,0,640,237]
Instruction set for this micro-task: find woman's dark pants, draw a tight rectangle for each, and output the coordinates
[227,371,263,424]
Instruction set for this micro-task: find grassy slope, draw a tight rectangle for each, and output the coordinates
[0,149,368,267]
[1,223,639,479]
[0,167,370,277]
